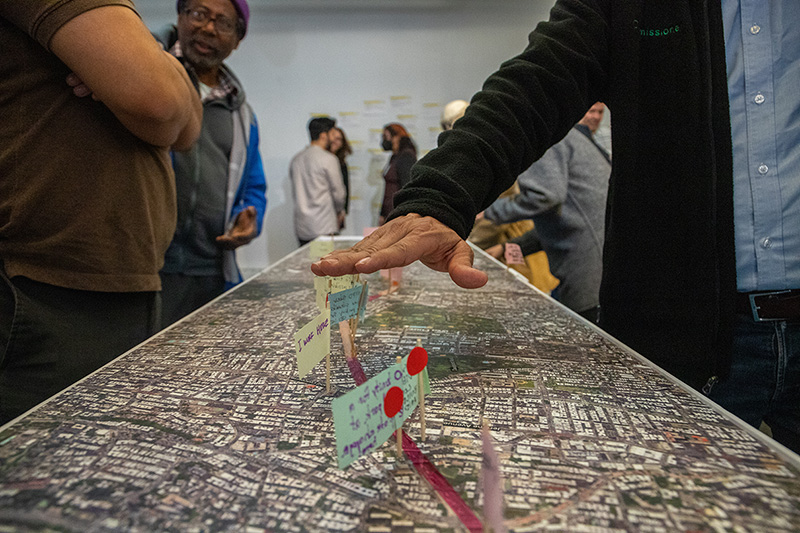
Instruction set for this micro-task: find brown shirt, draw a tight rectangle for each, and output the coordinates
[0,0,176,292]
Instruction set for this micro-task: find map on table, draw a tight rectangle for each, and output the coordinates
[1,239,799,532]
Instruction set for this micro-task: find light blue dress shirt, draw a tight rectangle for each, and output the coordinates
[723,0,800,292]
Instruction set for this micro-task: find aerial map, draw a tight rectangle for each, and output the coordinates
[1,239,799,532]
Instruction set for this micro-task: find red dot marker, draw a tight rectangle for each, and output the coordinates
[407,346,428,376]
[383,386,404,417]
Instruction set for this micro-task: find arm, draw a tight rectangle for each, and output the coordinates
[484,140,570,224]
[49,6,202,149]
[395,152,417,189]
[510,228,543,256]
[313,0,608,285]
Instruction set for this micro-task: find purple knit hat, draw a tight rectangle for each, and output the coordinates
[177,0,250,37]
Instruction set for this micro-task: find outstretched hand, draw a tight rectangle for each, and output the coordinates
[216,206,258,250]
[311,214,489,289]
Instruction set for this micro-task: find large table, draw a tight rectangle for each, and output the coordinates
[1,239,799,532]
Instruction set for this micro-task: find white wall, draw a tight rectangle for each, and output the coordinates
[138,1,556,273]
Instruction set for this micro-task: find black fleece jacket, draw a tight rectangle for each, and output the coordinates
[390,0,735,391]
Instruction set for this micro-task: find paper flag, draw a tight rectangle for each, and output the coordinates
[332,355,419,469]
[482,421,506,532]
[504,243,525,265]
[330,284,364,323]
[294,310,332,378]
[330,275,357,294]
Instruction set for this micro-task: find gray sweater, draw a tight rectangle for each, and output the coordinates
[485,125,611,313]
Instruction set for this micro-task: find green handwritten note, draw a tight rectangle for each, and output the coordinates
[331,355,419,469]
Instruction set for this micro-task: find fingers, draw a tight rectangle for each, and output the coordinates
[215,235,237,250]
[310,231,387,277]
[66,73,92,98]
[311,213,488,291]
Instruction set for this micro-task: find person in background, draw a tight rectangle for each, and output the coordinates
[439,99,469,131]
[0,1,202,423]
[155,0,267,329]
[484,102,611,322]
[290,117,346,246]
[379,123,417,225]
[328,126,352,227]
[312,1,800,453]
[446,98,560,293]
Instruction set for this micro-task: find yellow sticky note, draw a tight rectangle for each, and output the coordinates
[294,310,331,378]
[330,275,357,293]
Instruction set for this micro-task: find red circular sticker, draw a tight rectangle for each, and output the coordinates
[383,386,404,418]
[407,347,428,376]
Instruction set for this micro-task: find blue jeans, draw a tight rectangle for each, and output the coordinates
[708,313,800,453]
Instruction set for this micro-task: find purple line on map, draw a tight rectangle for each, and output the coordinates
[402,431,483,533]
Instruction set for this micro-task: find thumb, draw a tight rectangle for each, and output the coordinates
[447,243,488,289]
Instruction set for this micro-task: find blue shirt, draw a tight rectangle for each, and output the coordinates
[723,0,800,292]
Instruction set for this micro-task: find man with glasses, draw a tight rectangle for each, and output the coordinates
[154,0,267,329]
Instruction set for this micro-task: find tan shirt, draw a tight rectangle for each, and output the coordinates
[0,0,176,292]
[290,145,346,241]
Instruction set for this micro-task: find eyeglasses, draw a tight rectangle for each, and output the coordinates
[183,7,239,36]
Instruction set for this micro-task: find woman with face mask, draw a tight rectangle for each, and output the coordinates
[379,123,417,225]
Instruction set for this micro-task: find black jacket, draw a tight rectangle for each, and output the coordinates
[390,0,735,390]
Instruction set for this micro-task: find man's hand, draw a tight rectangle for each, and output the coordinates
[216,206,257,250]
[311,213,489,289]
[66,73,97,99]
[485,244,504,260]
[337,210,346,230]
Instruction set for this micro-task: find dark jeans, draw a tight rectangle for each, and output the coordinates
[0,271,160,424]
[159,272,225,330]
[708,313,800,453]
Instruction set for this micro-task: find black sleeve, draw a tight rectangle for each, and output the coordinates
[509,228,543,256]
[388,0,609,238]
[395,152,417,189]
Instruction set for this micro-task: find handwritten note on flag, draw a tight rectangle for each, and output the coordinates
[332,355,419,469]
[330,283,367,323]
[294,310,332,377]
[330,275,357,293]
[504,242,525,265]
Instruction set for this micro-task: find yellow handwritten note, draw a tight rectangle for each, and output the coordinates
[294,310,332,378]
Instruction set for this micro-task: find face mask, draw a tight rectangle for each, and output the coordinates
[381,139,393,151]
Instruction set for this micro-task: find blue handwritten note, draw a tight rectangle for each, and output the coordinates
[294,310,331,378]
[331,355,419,469]
[330,283,366,323]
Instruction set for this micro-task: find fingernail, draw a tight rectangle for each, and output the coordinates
[355,257,371,267]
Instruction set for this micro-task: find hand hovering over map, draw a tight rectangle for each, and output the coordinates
[311,214,489,289]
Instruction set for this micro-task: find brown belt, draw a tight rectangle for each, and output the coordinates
[735,289,800,322]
